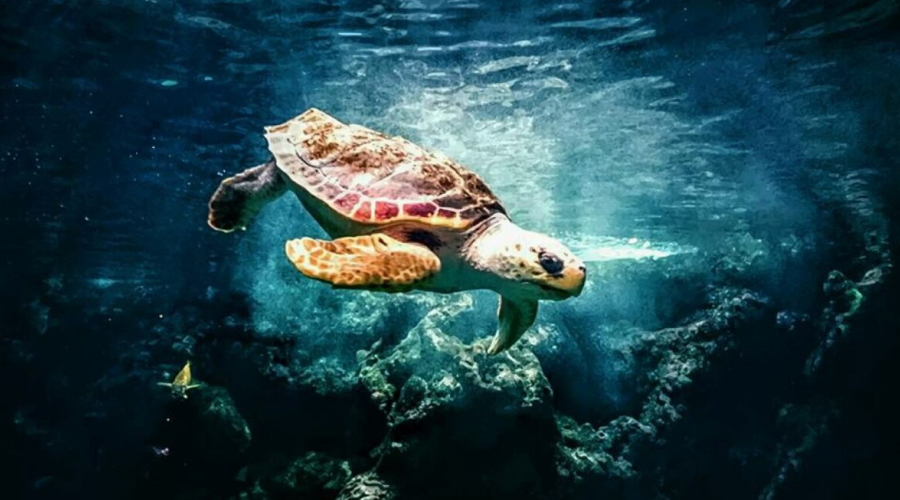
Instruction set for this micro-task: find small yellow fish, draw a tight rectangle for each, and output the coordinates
[158,361,202,398]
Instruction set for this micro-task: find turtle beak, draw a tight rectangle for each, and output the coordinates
[540,260,585,299]
[557,261,586,297]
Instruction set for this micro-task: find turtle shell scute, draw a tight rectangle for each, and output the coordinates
[264,108,506,229]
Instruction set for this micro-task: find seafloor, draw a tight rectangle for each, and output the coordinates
[2,1,900,499]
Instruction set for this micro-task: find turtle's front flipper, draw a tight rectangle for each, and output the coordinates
[208,160,287,232]
[285,234,441,291]
[487,296,538,355]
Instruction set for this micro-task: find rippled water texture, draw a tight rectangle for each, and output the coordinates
[4,0,894,338]
[3,0,897,296]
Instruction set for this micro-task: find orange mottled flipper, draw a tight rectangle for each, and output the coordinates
[285,234,441,291]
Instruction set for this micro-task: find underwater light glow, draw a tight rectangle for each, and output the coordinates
[563,234,696,262]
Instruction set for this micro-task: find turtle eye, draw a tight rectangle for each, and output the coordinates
[538,252,564,275]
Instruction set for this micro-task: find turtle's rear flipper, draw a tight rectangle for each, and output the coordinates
[285,234,441,291]
[208,160,287,232]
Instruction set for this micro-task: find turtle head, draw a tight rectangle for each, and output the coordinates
[466,216,586,300]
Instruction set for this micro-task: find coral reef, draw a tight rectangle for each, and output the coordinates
[337,472,397,500]
[357,295,557,499]
[5,237,896,500]
[240,452,353,500]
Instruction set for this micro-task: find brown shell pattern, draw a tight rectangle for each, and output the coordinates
[264,108,506,229]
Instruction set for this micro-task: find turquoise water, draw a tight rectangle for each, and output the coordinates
[2,1,899,499]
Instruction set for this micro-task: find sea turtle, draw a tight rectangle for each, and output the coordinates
[207,109,585,354]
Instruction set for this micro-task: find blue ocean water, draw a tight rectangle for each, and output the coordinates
[2,1,898,499]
